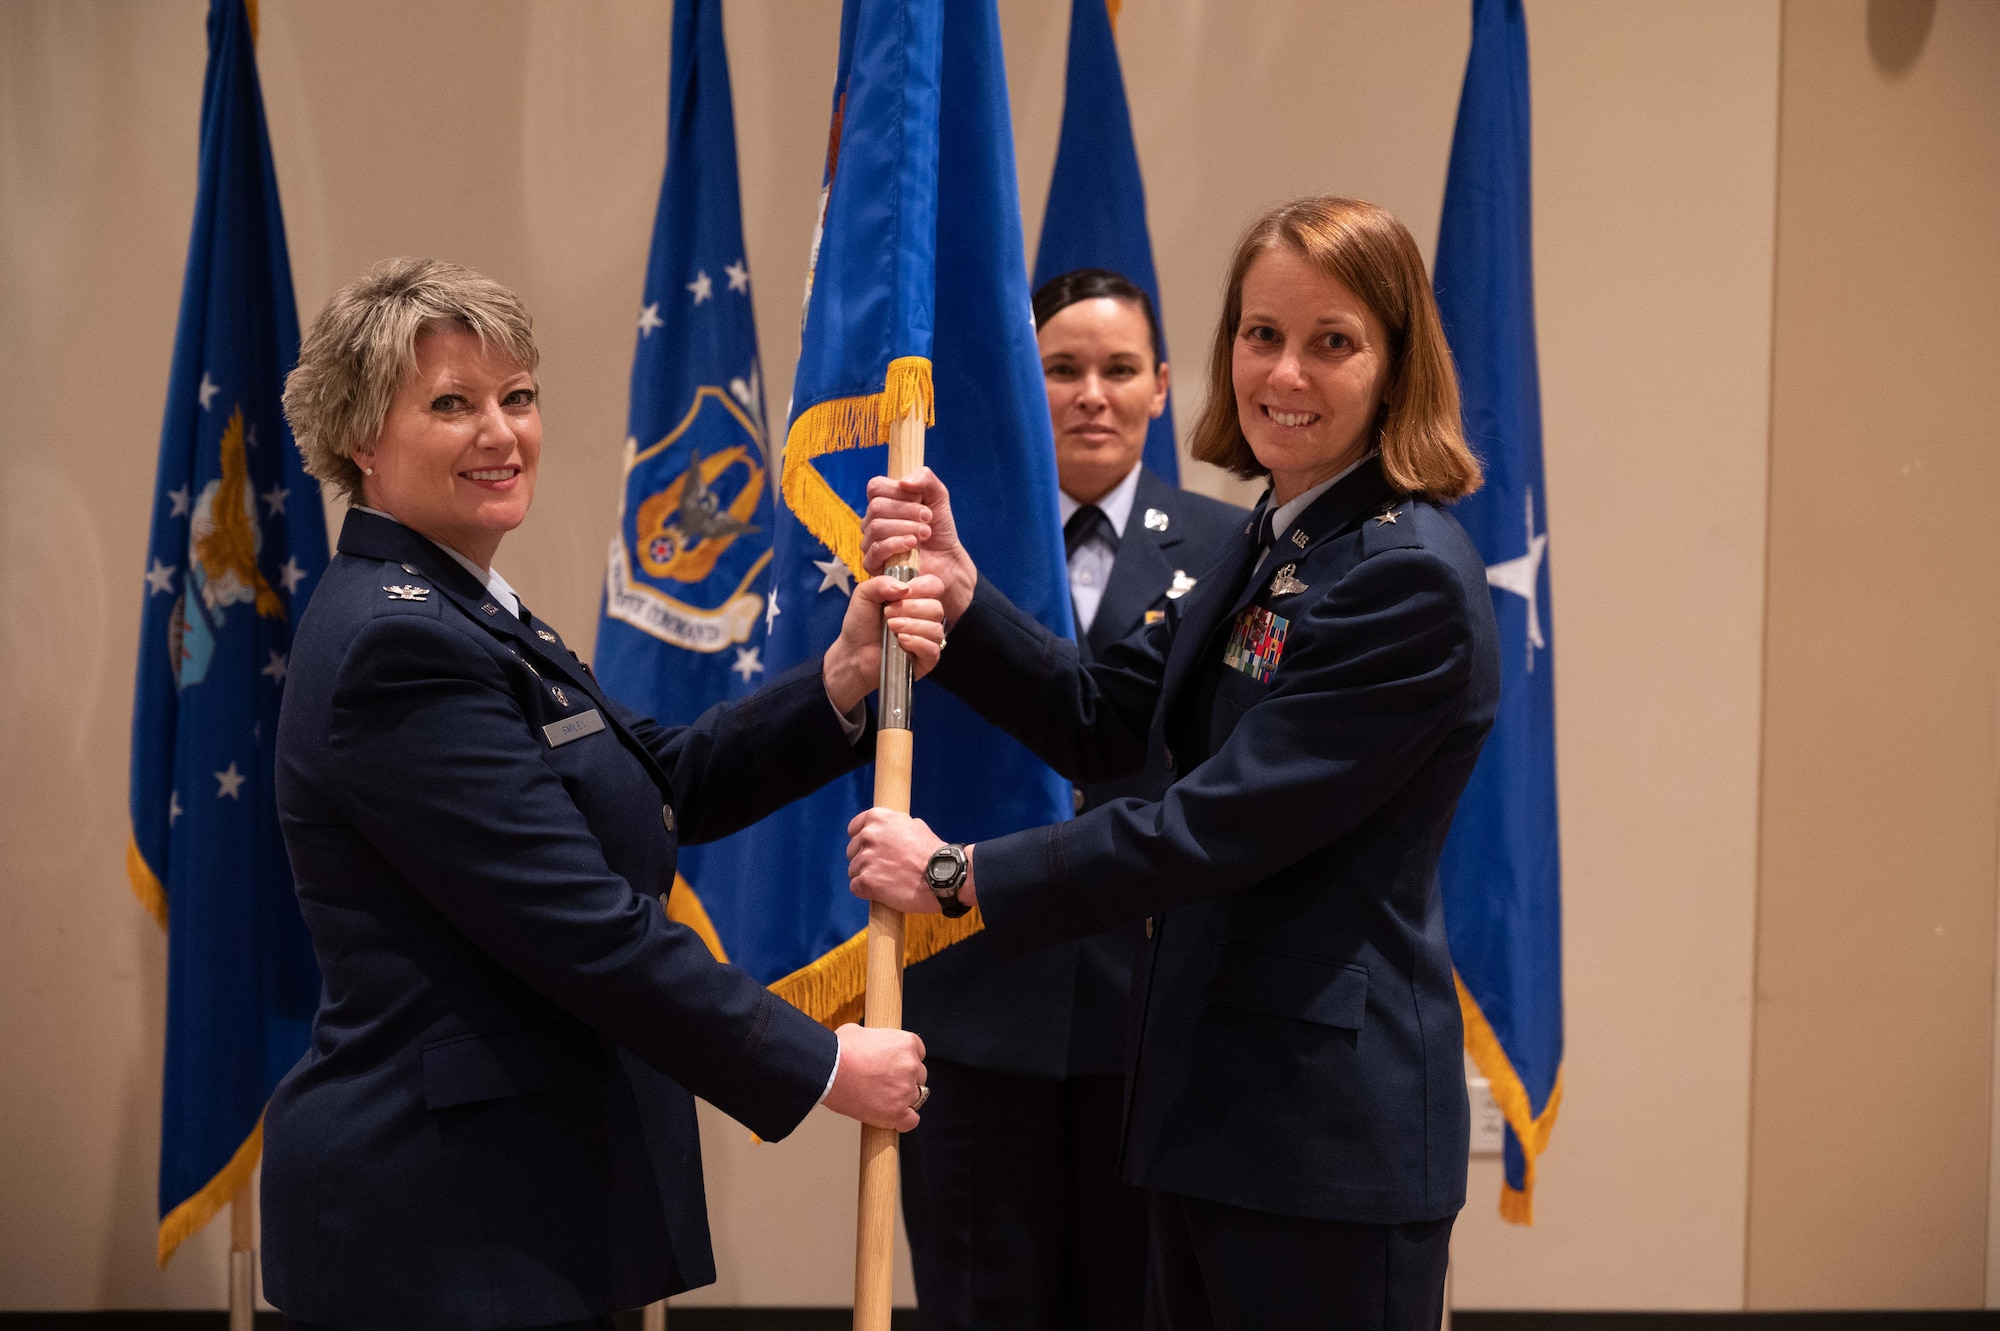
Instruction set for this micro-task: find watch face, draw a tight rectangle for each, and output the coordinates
[926,855,953,885]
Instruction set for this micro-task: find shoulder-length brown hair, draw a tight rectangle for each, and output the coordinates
[1189,196,1481,501]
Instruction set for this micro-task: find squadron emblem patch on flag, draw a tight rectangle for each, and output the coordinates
[1222,605,1290,683]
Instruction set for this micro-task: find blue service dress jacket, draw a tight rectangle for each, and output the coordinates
[264,510,854,1330]
[906,466,1243,1078]
[925,459,1501,1224]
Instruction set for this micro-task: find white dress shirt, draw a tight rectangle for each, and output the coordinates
[1058,460,1144,634]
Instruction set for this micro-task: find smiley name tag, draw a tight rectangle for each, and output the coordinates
[1222,606,1291,684]
[544,708,606,748]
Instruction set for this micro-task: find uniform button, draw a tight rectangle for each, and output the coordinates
[1145,917,1155,939]
[661,805,675,833]
[1072,787,1085,813]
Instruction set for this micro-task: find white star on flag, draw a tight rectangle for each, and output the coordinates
[214,762,247,800]
[167,485,192,518]
[732,645,765,682]
[765,587,780,634]
[686,270,713,305]
[812,557,854,597]
[261,650,289,685]
[197,373,220,410]
[278,557,308,594]
[725,259,750,294]
[169,792,183,824]
[637,303,664,336]
[144,559,177,596]
[260,483,289,517]
[1484,486,1549,671]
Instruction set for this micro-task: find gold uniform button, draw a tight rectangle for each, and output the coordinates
[1073,787,1085,813]
[661,805,676,833]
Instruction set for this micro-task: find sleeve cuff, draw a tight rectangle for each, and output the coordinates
[814,1034,841,1107]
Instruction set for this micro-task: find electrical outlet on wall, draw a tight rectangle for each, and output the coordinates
[1468,1077,1505,1156]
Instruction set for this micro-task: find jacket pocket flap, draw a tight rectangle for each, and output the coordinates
[421,1028,601,1110]
[1205,945,1368,1030]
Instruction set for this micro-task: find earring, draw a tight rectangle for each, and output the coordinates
[363,466,375,475]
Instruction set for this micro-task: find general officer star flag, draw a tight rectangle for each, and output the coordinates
[127,0,327,1265]
[593,0,772,956]
[1434,0,1565,1225]
[665,0,1073,1026]
[1032,0,1177,483]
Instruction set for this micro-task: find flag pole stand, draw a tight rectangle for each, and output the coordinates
[229,1186,255,1331]
[852,402,924,1331]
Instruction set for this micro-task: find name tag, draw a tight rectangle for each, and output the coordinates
[544,708,605,748]
[1222,605,1291,684]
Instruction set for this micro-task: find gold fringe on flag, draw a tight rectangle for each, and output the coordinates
[1456,971,1564,1225]
[127,835,169,930]
[673,879,980,1033]
[157,1115,262,1267]
[780,357,935,580]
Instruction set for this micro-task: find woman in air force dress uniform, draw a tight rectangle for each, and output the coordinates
[264,258,940,1331]
[848,197,1500,1331]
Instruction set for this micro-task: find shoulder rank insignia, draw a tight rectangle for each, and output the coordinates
[1269,563,1308,597]
[1374,507,1400,527]
[383,584,430,602]
[1166,569,1198,600]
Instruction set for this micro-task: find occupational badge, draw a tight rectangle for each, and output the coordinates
[1166,569,1198,599]
[1268,564,1308,597]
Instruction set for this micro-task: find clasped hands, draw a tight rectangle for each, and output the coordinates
[844,470,982,920]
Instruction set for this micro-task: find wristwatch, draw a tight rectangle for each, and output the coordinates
[924,843,971,918]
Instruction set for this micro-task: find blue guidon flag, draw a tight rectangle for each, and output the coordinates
[127,0,327,1266]
[593,0,771,958]
[1434,0,1565,1225]
[652,0,1073,1027]
[1032,0,1178,483]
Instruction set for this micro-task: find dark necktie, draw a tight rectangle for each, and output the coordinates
[1064,504,1117,561]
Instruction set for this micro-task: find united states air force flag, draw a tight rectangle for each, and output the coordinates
[1434,0,1565,1225]
[1033,0,1177,483]
[661,0,1073,1026]
[127,0,327,1266]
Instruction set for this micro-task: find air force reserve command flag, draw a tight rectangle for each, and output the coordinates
[127,0,327,1266]
[1032,0,1177,484]
[1434,0,1565,1225]
[657,0,1073,1027]
[596,0,771,732]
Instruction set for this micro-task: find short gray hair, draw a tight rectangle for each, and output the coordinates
[283,257,539,503]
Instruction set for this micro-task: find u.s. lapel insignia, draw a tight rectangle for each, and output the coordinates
[536,629,558,643]
[1290,529,1309,548]
[1166,569,1198,600]
[1374,507,1400,527]
[1144,508,1170,532]
[383,584,430,602]
[1269,563,1308,597]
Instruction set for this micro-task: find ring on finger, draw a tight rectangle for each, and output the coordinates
[912,1085,930,1110]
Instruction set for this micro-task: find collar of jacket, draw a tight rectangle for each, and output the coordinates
[336,509,672,791]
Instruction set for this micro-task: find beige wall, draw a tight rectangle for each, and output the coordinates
[0,0,1993,1314]
[1747,0,2000,1309]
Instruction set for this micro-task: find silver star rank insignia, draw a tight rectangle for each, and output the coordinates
[1374,508,1400,527]
[383,584,430,601]
[1269,564,1308,596]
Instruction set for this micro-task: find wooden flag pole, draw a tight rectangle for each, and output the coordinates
[852,401,924,1331]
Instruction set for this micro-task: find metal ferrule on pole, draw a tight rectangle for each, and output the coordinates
[877,566,916,730]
